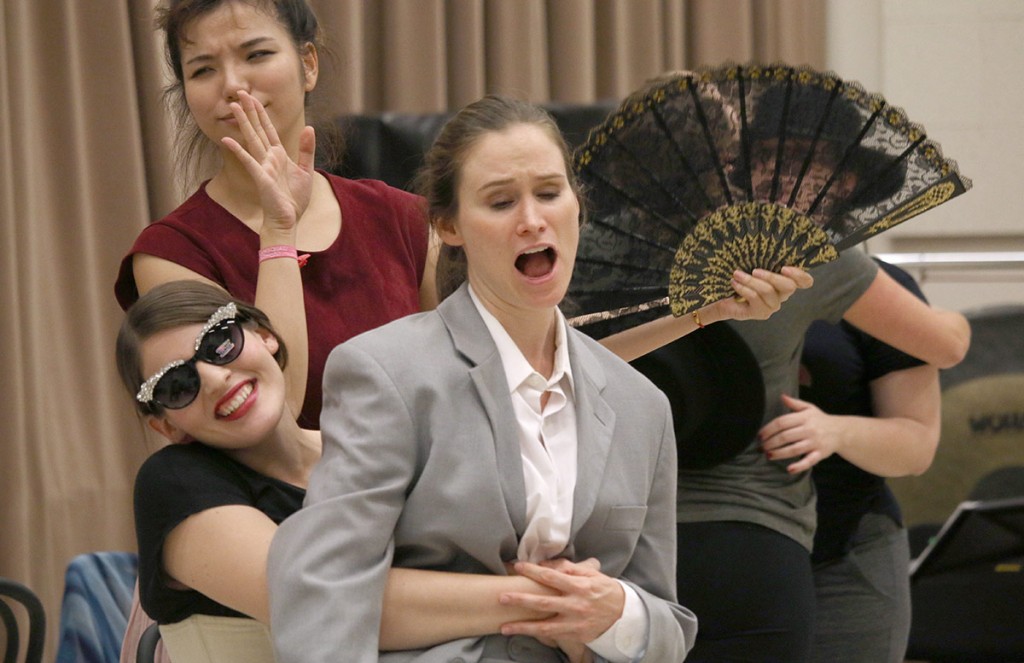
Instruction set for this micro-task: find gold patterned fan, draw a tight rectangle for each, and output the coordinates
[563,63,972,335]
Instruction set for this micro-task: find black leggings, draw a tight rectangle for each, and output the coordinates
[676,521,816,663]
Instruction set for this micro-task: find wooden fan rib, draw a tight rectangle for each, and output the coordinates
[566,295,671,326]
[735,67,756,202]
[768,74,795,203]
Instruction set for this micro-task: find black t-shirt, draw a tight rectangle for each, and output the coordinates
[803,261,926,565]
[134,443,305,624]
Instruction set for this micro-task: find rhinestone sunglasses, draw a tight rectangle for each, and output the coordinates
[136,303,246,410]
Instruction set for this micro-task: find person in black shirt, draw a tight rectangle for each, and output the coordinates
[758,259,969,662]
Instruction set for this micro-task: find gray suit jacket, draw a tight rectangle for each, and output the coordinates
[268,286,696,662]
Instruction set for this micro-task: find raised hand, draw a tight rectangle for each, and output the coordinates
[221,89,315,234]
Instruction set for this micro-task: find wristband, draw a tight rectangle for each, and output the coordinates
[692,310,705,329]
[259,244,310,267]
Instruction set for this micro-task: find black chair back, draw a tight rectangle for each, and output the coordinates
[136,622,161,663]
[0,577,46,663]
[325,101,619,191]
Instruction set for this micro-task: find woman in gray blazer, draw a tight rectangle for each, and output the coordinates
[268,96,710,663]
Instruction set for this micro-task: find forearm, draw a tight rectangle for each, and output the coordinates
[379,568,553,651]
[598,308,711,362]
[597,267,812,362]
[828,413,939,477]
[255,225,308,418]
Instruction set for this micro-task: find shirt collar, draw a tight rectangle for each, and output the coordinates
[468,285,574,395]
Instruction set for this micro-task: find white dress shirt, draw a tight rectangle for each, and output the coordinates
[468,287,649,662]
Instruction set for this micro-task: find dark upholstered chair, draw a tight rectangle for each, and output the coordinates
[324,101,619,191]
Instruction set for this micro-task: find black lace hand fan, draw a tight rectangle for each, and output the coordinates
[564,63,972,336]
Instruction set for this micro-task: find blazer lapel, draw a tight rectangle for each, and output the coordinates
[567,331,615,538]
[438,287,528,536]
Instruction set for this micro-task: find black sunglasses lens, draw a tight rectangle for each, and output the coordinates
[197,320,244,366]
[152,365,201,410]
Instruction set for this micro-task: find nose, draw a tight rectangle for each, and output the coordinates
[516,199,547,236]
[221,64,250,102]
[196,361,233,394]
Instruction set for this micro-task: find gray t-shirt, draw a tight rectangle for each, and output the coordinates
[676,248,879,550]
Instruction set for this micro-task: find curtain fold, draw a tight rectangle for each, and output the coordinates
[1,0,160,658]
[0,0,824,656]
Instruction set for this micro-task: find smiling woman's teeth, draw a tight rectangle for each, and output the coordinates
[218,382,253,417]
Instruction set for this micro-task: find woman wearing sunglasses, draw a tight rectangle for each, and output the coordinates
[117,280,312,661]
[119,280,621,662]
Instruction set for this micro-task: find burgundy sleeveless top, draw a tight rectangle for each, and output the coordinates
[115,173,428,428]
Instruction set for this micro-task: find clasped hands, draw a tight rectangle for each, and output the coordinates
[499,557,623,663]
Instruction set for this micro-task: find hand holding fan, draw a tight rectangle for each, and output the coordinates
[564,64,972,335]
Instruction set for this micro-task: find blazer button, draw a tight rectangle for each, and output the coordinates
[508,635,531,659]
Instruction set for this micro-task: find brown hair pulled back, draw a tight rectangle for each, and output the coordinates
[413,95,585,300]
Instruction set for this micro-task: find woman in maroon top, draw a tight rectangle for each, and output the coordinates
[115,0,437,430]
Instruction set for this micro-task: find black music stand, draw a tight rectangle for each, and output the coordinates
[907,497,1024,662]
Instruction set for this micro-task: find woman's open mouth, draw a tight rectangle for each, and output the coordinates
[515,246,556,278]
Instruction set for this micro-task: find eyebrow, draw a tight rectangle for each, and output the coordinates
[477,173,565,192]
[184,36,276,67]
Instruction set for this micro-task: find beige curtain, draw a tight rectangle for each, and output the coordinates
[0,0,823,656]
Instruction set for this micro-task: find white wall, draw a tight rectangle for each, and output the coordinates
[826,0,1024,313]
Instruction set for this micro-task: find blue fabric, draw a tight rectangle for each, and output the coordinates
[55,552,138,663]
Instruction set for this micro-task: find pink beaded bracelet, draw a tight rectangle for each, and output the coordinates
[259,245,310,267]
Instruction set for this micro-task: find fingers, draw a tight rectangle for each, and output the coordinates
[721,265,815,323]
[226,91,285,163]
[220,136,258,170]
[781,265,815,289]
[227,96,265,161]
[785,451,821,474]
[734,269,782,305]
[498,561,625,645]
[239,91,271,154]
[536,557,601,575]
[253,94,280,146]
[512,561,581,593]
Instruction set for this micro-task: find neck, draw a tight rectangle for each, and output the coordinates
[224,416,319,488]
[495,305,560,379]
[207,158,261,220]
